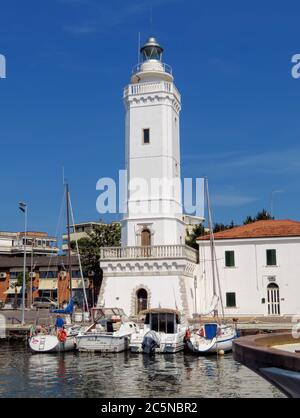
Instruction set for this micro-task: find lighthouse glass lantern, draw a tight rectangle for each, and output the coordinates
[140,37,164,61]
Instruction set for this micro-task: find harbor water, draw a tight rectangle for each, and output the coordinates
[0,341,284,398]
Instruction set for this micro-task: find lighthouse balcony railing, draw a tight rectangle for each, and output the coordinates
[132,62,173,76]
[100,245,198,264]
[124,81,181,102]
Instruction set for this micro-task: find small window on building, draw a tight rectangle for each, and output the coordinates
[226,292,236,308]
[9,271,18,279]
[143,128,150,144]
[225,251,235,267]
[266,249,277,266]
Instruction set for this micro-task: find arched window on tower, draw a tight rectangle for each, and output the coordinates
[141,228,151,247]
[136,288,148,314]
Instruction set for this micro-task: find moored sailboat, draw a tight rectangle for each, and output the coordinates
[186,178,237,355]
[28,183,89,354]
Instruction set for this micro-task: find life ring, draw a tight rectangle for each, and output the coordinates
[57,328,67,343]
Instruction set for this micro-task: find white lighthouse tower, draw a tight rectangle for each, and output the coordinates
[99,37,199,318]
[122,37,185,247]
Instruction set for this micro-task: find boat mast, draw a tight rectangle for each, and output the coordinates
[68,192,89,312]
[205,178,225,320]
[205,178,218,318]
[66,183,73,302]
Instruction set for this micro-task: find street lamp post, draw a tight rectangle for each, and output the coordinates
[19,201,27,325]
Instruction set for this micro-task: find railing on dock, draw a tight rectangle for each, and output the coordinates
[100,245,198,263]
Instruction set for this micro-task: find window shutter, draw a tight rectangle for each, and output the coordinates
[225,251,235,267]
[267,249,277,266]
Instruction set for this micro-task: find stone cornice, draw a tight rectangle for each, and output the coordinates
[124,94,181,114]
[101,259,197,278]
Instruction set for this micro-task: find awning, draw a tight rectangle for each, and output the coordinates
[4,286,22,294]
[38,279,58,290]
[37,278,88,290]
[71,278,89,289]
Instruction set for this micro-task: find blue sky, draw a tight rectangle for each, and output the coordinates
[0,0,300,236]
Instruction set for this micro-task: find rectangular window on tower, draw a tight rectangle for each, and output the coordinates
[143,128,150,144]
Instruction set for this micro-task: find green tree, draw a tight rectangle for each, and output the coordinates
[16,272,31,307]
[213,222,235,233]
[186,224,207,249]
[243,216,254,225]
[16,272,30,288]
[71,223,121,279]
[243,209,274,225]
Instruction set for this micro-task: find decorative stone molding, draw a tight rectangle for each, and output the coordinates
[126,94,181,114]
[184,262,197,277]
[97,275,108,307]
[130,283,152,316]
[101,258,197,277]
[179,276,189,316]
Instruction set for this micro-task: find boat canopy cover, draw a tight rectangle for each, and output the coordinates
[52,298,74,315]
[140,308,181,315]
[204,323,218,340]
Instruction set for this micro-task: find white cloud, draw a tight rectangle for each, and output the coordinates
[211,193,258,207]
[184,147,300,176]
[61,0,184,36]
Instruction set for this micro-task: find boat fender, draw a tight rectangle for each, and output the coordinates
[198,327,205,337]
[185,329,191,340]
[57,328,67,343]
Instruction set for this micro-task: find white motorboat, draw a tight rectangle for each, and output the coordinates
[28,325,80,353]
[76,308,138,353]
[186,323,237,354]
[130,308,188,354]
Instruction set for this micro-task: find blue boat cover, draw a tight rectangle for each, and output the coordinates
[204,323,218,340]
[52,298,74,315]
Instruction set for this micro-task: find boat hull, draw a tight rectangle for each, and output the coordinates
[29,335,76,353]
[130,331,186,354]
[186,335,235,354]
[76,334,130,353]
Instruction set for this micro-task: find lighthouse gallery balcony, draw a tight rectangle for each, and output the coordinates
[123,80,181,102]
[100,245,198,264]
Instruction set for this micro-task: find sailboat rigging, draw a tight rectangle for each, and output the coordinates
[28,182,88,353]
[186,178,237,355]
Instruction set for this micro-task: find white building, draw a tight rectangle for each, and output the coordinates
[99,37,199,317]
[0,231,58,257]
[62,221,120,251]
[197,220,300,317]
